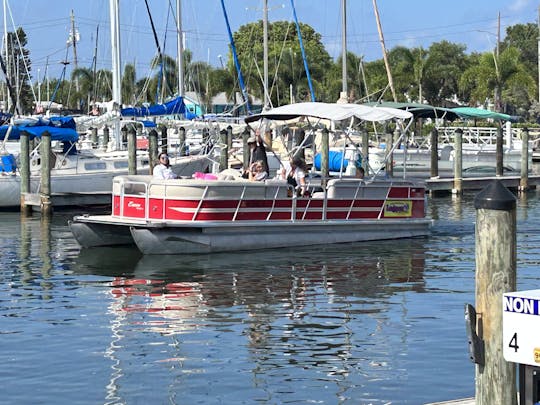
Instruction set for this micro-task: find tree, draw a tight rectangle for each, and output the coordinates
[232,20,332,106]
[122,63,137,106]
[423,41,469,105]
[460,46,535,116]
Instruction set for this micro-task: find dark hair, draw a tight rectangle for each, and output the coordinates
[291,156,306,170]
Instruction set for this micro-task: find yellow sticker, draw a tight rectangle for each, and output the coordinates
[534,348,540,363]
[384,200,412,217]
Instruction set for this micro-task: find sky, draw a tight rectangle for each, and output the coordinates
[7,0,540,83]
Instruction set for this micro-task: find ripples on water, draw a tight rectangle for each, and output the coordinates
[2,191,540,404]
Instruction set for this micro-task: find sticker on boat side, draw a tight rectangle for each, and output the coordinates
[383,200,412,217]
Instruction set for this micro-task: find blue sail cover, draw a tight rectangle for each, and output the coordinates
[121,96,186,117]
[0,116,79,141]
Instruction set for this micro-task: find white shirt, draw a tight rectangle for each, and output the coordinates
[153,164,177,179]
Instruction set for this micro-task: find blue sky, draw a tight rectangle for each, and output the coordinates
[8,0,539,82]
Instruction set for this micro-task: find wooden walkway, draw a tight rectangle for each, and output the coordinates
[425,175,540,194]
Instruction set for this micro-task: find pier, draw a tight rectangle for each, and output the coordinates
[425,174,540,193]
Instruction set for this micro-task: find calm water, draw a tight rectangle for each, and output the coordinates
[2,189,540,404]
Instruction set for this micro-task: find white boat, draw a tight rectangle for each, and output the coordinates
[0,117,213,208]
[69,102,432,254]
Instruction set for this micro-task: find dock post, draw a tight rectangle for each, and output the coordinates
[127,127,137,175]
[519,127,529,192]
[242,127,250,171]
[121,125,128,149]
[361,127,369,174]
[178,126,186,156]
[160,125,168,155]
[219,128,228,171]
[148,129,158,174]
[91,127,98,148]
[40,130,52,216]
[321,128,329,189]
[19,130,31,215]
[385,129,394,177]
[496,124,504,177]
[473,180,517,405]
[430,128,439,178]
[227,125,233,151]
[453,128,463,195]
[102,125,110,151]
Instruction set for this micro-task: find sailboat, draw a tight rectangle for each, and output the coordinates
[0,0,215,209]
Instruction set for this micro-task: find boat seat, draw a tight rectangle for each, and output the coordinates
[326,178,366,198]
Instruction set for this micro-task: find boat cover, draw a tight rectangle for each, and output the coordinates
[245,102,412,123]
[121,96,186,117]
[451,107,514,122]
[0,116,79,141]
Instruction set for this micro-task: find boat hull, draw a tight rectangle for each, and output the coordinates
[68,215,147,247]
[130,219,433,254]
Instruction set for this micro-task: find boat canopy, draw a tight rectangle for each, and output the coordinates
[451,107,515,122]
[245,102,413,124]
[0,116,79,141]
[364,101,460,120]
[121,96,186,118]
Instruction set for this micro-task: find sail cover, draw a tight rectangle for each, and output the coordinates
[121,96,186,117]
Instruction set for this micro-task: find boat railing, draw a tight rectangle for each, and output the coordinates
[112,176,423,222]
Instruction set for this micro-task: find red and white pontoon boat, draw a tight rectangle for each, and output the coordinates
[69,102,433,254]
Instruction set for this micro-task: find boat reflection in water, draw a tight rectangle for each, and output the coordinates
[71,238,429,403]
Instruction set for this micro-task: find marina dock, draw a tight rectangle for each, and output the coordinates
[425,174,540,193]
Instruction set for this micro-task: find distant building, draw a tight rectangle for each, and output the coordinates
[210,92,263,116]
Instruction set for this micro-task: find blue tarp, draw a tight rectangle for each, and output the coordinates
[121,96,186,117]
[0,116,79,142]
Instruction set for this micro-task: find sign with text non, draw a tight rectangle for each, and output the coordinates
[503,290,540,366]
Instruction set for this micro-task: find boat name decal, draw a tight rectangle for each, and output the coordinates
[384,200,412,217]
[127,201,144,210]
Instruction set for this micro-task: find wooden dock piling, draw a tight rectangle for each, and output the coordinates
[127,126,137,175]
[40,131,52,216]
[473,181,517,405]
[430,128,439,178]
[148,129,158,174]
[520,128,529,192]
[453,128,463,195]
[19,130,31,215]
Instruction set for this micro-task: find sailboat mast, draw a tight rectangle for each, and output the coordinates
[372,0,397,102]
[3,0,9,112]
[341,0,347,97]
[290,0,315,102]
[263,0,269,110]
[109,0,122,150]
[176,0,184,97]
[337,0,347,103]
[109,0,122,107]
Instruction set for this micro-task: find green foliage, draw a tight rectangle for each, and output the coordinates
[233,20,332,106]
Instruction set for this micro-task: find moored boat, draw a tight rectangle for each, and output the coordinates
[70,101,433,254]
[69,174,432,254]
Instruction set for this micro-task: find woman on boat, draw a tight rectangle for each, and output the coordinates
[243,130,269,178]
[278,156,308,196]
[248,160,268,181]
[153,152,178,179]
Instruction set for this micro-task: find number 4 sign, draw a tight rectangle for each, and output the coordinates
[503,290,540,366]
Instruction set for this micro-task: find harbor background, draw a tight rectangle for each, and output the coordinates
[2,189,540,404]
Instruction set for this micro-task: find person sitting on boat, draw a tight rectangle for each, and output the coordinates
[153,152,178,179]
[278,156,308,196]
[355,165,365,179]
[243,130,269,178]
[248,160,268,182]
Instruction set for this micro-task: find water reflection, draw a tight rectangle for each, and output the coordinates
[70,239,429,403]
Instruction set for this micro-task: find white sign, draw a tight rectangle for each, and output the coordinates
[503,290,540,366]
